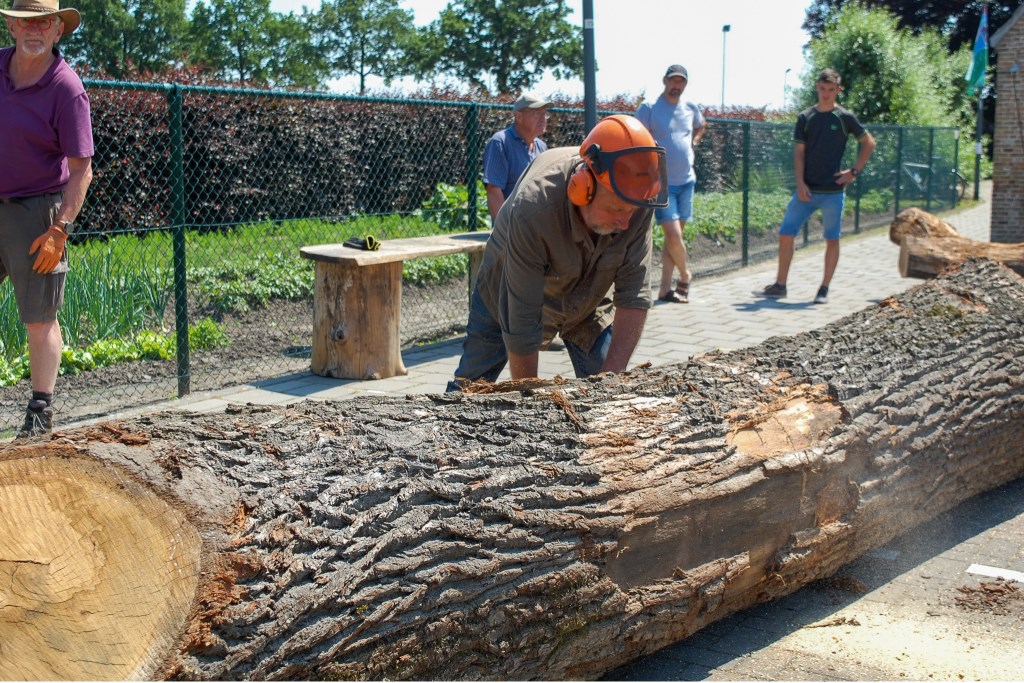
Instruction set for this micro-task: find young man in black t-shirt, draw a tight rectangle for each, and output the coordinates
[757,68,876,304]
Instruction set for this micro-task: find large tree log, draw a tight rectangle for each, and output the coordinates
[2,259,1024,681]
[890,206,1024,278]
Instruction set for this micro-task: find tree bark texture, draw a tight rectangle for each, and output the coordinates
[890,207,1024,278]
[3,259,1024,681]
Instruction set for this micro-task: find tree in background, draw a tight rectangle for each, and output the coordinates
[803,0,1014,164]
[48,0,587,95]
[418,0,582,95]
[61,0,189,77]
[796,5,972,128]
[184,0,324,86]
[260,10,327,88]
[804,0,1022,53]
[316,0,416,95]
[185,0,242,80]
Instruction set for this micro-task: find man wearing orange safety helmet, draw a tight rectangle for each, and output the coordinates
[447,114,667,391]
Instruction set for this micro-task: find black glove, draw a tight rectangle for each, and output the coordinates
[343,235,381,251]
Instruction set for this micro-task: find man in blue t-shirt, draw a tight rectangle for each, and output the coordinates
[636,65,705,304]
[756,68,875,304]
[482,92,551,222]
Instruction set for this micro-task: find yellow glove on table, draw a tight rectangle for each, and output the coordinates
[342,235,381,251]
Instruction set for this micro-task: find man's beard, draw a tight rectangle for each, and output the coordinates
[588,222,624,236]
[20,40,50,56]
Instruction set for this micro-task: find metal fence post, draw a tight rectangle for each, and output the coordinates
[853,179,862,234]
[168,85,190,397]
[894,127,904,218]
[953,128,962,206]
[853,133,862,233]
[741,121,751,266]
[465,103,481,231]
[925,126,936,210]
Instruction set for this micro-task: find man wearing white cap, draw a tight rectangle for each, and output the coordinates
[482,92,552,221]
[1,0,93,437]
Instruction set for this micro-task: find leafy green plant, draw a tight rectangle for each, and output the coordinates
[402,254,470,286]
[60,348,97,376]
[189,317,230,349]
[853,188,895,214]
[88,338,143,365]
[0,286,27,361]
[60,253,171,345]
[0,354,30,386]
[135,330,176,361]
[418,181,490,231]
[0,317,233,386]
[190,253,315,314]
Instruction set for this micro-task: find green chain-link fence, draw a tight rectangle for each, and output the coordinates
[0,81,962,434]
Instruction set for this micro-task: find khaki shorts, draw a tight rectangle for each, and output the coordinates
[0,192,68,324]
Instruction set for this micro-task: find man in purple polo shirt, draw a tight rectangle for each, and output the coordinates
[482,92,552,222]
[0,0,93,438]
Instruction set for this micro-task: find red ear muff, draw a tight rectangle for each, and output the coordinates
[567,165,597,206]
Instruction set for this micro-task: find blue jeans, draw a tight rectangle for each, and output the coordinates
[778,191,846,240]
[446,289,612,392]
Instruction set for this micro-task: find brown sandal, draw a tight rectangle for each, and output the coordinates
[658,289,687,304]
[674,279,690,304]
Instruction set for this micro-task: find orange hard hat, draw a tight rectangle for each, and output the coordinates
[579,115,668,208]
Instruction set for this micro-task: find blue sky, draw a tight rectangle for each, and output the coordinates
[271,0,814,109]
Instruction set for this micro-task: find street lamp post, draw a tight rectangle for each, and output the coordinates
[784,67,791,107]
[582,0,596,133]
[721,24,731,112]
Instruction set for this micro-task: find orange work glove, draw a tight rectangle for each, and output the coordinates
[29,224,68,274]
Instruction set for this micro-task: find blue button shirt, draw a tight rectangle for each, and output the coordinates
[482,124,548,198]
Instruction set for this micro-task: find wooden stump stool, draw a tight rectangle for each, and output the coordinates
[300,232,489,380]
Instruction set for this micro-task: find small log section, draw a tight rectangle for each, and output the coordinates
[300,232,490,379]
[890,206,1024,278]
[3,259,1024,681]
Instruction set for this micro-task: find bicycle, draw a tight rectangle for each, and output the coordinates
[952,167,968,201]
[901,160,968,202]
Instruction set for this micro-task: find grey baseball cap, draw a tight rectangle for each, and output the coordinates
[665,64,689,80]
[513,92,552,112]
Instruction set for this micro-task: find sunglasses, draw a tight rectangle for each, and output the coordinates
[14,15,57,30]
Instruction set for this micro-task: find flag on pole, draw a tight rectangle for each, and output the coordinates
[966,6,989,95]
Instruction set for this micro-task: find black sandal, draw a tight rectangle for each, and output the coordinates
[658,289,688,304]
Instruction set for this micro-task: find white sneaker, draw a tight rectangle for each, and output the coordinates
[814,286,829,304]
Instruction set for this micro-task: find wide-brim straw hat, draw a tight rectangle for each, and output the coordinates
[1,0,81,35]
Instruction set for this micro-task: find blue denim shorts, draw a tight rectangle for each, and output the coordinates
[778,191,845,241]
[654,181,696,223]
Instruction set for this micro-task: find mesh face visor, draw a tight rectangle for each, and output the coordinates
[589,145,669,208]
